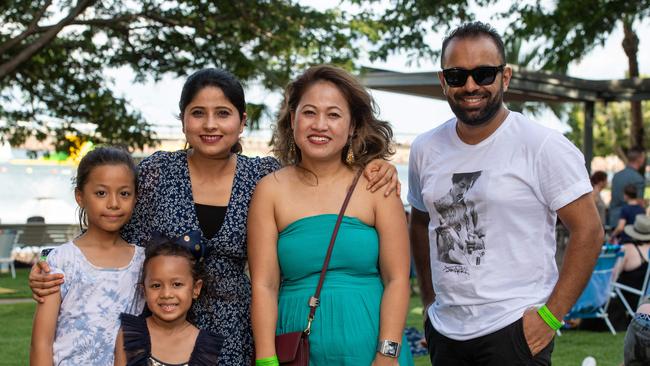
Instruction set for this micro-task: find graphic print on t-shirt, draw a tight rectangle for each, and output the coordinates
[433,171,485,269]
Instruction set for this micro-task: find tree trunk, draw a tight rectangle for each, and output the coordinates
[622,20,643,152]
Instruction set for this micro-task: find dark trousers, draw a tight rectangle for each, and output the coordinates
[424,318,554,366]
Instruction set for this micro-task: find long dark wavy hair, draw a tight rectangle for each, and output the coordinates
[270,65,394,168]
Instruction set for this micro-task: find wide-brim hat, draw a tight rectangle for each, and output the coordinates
[624,214,650,241]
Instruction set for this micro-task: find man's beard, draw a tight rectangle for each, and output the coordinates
[447,85,504,127]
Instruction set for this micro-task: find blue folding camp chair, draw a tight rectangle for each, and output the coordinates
[564,244,624,335]
[613,248,650,318]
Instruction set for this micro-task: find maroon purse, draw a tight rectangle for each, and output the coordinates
[274,171,362,365]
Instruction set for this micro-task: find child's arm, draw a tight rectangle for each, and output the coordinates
[610,218,626,242]
[30,291,61,366]
[114,329,126,366]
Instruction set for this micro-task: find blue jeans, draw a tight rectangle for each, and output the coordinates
[624,312,650,365]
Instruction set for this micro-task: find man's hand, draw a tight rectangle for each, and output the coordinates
[28,261,64,303]
[522,307,555,356]
[364,160,401,197]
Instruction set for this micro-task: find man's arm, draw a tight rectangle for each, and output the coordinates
[409,207,435,311]
[523,193,604,355]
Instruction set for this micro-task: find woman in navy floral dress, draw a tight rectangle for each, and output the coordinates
[120,69,279,365]
[30,68,398,366]
[121,151,278,365]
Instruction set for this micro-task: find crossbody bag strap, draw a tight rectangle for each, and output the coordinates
[303,169,363,335]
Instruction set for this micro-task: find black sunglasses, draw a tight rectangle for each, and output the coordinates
[442,65,505,87]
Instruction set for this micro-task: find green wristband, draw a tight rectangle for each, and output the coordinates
[255,355,279,366]
[537,305,563,331]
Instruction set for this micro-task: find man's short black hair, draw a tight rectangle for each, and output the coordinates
[441,21,506,68]
[627,146,646,162]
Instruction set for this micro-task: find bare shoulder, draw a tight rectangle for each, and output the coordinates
[254,166,295,198]
[356,174,402,208]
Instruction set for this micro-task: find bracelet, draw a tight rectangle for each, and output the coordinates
[537,304,564,331]
[255,355,279,366]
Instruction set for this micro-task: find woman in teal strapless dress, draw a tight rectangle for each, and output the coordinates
[249,65,414,366]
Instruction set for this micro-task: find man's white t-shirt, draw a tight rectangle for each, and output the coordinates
[407,111,592,340]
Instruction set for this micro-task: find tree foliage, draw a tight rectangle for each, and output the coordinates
[565,101,650,158]
[5,0,649,153]
[349,0,497,64]
[0,0,366,151]
[505,0,650,149]
[357,0,650,151]
[505,0,650,71]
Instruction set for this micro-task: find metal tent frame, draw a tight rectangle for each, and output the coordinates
[361,65,650,170]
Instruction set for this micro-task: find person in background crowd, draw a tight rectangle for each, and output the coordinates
[590,170,608,229]
[610,184,645,244]
[623,301,650,366]
[609,147,646,228]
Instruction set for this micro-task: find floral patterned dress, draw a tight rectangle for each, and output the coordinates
[47,242,145,365]
[121,150,280,366]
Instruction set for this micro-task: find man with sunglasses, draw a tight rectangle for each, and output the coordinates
[408,21,603,365]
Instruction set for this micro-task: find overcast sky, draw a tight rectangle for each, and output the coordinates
[107,3,650,143]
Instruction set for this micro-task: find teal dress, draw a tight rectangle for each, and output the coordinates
[276,215,414,366]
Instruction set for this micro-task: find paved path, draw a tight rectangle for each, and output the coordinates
[0,298,33,304]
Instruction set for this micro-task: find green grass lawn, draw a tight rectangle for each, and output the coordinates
[0,288,627,366]
[0,267,31,299]
[0,302,35,364]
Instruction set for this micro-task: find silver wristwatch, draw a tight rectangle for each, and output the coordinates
[377,339,401,358]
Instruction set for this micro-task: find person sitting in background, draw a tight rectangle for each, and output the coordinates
[585,301,650,366]
[579,216,650,333]
[590,171,608,229]
[610,184,645,244]
[616,216,650,315]
[623,301,650,365]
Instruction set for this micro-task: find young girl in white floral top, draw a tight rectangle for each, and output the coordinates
[30,146,145,366]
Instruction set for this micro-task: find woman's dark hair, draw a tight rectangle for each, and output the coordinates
[179,68,246,154]
[271,64,394,168]
[140,239,203,285]
[590,170,607,186]
[74,146,137,231]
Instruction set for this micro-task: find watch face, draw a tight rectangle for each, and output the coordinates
[379,340,400,357]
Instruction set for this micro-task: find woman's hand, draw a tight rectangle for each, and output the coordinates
[28,261,64,303]
[364,159,401,197]
[371,354,400,366]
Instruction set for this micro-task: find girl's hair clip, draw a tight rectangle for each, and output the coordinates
[149,230,205,261]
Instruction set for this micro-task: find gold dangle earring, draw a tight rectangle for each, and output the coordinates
[346,138,355,165]
[288,135,296,160]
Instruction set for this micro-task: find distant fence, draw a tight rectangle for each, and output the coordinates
[0,223,79,247]
[1,224,80,263]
